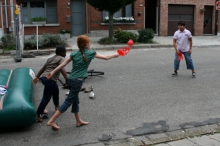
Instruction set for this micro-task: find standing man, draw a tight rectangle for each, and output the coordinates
[172,20,196,78]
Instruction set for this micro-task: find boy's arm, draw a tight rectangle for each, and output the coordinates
[60,67,68,84]
[32,63,47,84]
[173,39,178,52]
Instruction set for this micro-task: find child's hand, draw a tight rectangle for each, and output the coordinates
[32,77,39,85]
[114,52,119,58]
[46,73,51,79]
[46,72,53,79]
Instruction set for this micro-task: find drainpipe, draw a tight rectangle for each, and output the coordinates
[159,0,161,36]
[10,0,14,36]
[215,0,218,35]
[86,2,88,35]
[4,0,8,33]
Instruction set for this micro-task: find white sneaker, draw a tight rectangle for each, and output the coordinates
[66,91,69,96]
[89,91,95,99]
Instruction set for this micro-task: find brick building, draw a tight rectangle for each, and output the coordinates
[0,0,219,37]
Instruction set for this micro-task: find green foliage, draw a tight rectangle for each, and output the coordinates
[30,17,46,22]
[200,8,206,12]
[24,34,68,50]
[98,37,118,44]
[60,29,71,34]
[86,0,136,40]
[86,0,136,14]
[113,28,138,43]
[138,28,155,43]
[104,16,134,23]
[0,34,16,51]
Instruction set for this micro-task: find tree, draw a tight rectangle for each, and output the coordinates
[86,0,136,40]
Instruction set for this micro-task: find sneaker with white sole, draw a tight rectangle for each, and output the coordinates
[172,71,178,77]
[192,72,196,78]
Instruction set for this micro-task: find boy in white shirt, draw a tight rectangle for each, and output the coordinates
[172,20,196,78]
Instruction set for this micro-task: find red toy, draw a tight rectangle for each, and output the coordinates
[117,46,130,56]
[117,39,133,56]
[178,52,183,61]
[127,39,134,46]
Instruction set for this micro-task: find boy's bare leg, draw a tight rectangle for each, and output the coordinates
[47,110,61,130]
[74,112,89,127]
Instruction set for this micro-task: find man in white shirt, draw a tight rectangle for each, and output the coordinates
[172,20,196,78]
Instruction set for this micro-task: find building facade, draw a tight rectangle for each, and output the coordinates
[0,0,219,37]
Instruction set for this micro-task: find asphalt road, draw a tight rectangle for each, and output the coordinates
[0,47,220,146]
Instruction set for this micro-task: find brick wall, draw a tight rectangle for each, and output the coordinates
[3,0,217,36]
[160,0,216,36]
[19,0,71,35]
[57,0,71,32]
[24,26,61,35]
[88,0,145,32]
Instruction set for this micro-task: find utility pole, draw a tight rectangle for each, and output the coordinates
[14,4,22,62]
[10,0,14,37]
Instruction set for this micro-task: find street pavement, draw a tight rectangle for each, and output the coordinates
[1,36,220,146]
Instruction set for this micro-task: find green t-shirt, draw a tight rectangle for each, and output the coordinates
[69,49,96,79]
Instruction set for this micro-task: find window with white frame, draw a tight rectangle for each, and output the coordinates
[21,0,57,24]
[102,4,134,22]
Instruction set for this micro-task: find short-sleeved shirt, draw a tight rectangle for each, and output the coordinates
[173,29,192,52]
[41,55,65,81]
[69,49,96,79]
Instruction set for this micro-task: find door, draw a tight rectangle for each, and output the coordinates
[145,0,157,33]
[71,0,85,36]
[168,5,194,36]
[203,6,213,34]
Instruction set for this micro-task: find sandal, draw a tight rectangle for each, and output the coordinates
[37,116,43,123]
[62,84,69,89]
[80,86,86,91]
[84,86,93,93]
[40,113,48,119]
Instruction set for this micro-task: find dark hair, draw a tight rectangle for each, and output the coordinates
[55,45,66,55]
[178,20,185,26]
[77,35,90,61]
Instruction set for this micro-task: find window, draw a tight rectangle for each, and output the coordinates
[102,4,134,22]
[21,0,57,24]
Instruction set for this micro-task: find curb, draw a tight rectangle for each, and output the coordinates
[80,124,220,146]
[0,44,217,60]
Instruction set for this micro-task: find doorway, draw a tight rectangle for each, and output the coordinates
[203,6,213,35]
[71,0,85,36]
[168,5,194,36]
[145,0,157,34]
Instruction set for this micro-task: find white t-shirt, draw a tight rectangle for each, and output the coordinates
[173,29,192,52]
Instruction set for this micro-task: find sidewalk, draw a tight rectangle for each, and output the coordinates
[67,35,220,50]
[88,124,220,146]
[80,123,220,146]
[1,36,220,61]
